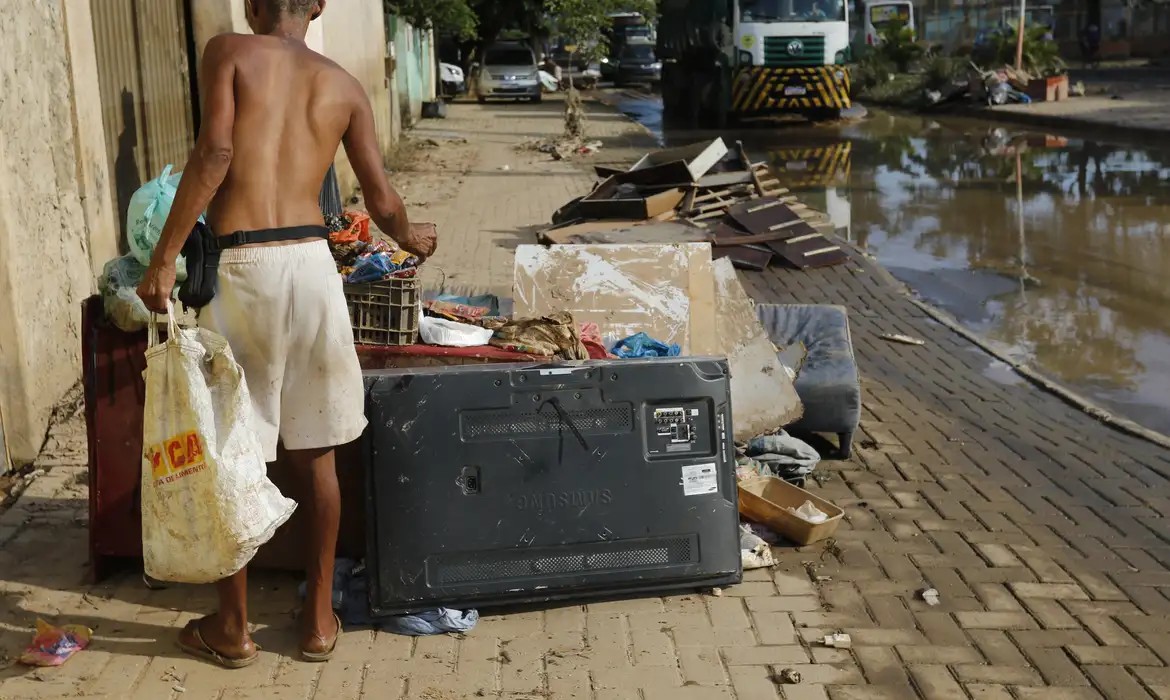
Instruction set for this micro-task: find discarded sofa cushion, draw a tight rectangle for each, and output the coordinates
[755,304,860,458]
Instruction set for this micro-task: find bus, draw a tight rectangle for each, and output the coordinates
[863,0,915,45]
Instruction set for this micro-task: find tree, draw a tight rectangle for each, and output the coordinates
[545,0,655,139]
[384,0,478,39]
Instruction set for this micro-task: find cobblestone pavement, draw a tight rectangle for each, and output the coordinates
[3,96,1170,699]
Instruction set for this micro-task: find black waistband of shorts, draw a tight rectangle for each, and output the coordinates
[212,225,329,251]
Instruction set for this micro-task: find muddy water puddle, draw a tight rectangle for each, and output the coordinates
[613,91,1170,434]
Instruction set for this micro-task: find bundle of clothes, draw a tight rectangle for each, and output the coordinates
[326,212,420,283]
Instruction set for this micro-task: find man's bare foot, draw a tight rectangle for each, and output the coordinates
[178,614,258,669]
[300,612,341,662]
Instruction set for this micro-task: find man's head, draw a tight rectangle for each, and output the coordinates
[246,0,325,35]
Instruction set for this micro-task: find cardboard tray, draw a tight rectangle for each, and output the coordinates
[738,476,844,545]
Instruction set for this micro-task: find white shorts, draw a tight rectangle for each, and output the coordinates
[199,239,367,462]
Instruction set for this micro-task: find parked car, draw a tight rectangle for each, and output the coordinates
[614,41,661,86]
[440,63,465,98]
[475,42,542,103]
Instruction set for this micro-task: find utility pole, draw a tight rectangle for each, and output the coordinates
[1015,0,1027,71]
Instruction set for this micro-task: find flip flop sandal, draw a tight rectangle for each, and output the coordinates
[300,613,342,663]
[178,620,260,670]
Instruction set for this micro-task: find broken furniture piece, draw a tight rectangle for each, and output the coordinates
[755,304,860,458]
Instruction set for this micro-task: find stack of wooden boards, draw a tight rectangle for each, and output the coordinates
[539,137,848,271]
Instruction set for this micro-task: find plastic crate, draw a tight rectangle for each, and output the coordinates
[344,277,419,346]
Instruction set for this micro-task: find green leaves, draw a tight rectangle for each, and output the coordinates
[384,0,478,39]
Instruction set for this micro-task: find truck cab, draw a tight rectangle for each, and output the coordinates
[735,0,851,68]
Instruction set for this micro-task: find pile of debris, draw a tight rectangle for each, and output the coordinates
[540,138,849,271]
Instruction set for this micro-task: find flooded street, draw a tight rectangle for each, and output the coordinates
[612,91,1170,434]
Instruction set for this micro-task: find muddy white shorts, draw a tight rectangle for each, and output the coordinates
[199,240,367,462]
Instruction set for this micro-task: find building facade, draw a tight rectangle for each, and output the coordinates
[0,0,435,471]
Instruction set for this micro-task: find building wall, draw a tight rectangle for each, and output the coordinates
[190,0,396,198]
[388,16,438,127]
[0,0,113,465]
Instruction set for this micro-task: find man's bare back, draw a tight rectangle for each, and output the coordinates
[204,33,354,236]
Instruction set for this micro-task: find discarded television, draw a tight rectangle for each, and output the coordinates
[364,358,741,615]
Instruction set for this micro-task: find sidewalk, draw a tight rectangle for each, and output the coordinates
[3,95,1170,700]
[988,88,1170,141]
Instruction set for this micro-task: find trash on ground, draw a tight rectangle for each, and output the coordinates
[740,523,776,570]
[790,500,829,524]
[744,432,820,480]
[738,477,844,546]
[537,138,843,272]
[880,333,926,346]
[776,668,802,684]
[301,559,479,635]
[821,632,852,649]
[19,619,92,667]
[920,587,941,606]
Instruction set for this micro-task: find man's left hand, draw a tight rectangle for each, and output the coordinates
[137,262,177,314]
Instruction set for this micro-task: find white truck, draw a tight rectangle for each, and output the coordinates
[658,0,852,127]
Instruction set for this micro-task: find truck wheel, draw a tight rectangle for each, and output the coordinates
[477,95,487,104]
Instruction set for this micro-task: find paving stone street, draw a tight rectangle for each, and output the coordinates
[3,97,1170,700]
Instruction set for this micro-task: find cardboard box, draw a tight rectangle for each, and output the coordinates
[574,177,686,220]
[629,138,729,182]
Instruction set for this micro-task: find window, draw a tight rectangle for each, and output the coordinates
[485,48,535,66]
[869,3,911,27]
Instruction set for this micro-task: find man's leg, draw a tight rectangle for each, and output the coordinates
[288,446,342,654]
[177,567,256,663]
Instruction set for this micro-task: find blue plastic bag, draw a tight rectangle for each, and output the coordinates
[611,332,681,359]
[126,165,197,281]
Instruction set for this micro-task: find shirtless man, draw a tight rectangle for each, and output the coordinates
[136,0,435,666]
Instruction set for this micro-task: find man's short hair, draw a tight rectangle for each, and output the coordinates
[263,0,316,16]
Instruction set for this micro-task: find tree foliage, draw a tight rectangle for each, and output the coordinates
[384,0,478,39]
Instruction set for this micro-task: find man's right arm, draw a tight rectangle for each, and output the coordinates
[341,83,436,259]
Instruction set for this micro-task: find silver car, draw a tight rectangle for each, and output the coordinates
[476,43,542,103]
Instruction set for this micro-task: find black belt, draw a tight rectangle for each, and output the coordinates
[178,224,330,310]
[211,225,329,251]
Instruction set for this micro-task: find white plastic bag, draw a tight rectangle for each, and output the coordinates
[126,165,192,280]
[419,316,495,347]
[141,304,296,583]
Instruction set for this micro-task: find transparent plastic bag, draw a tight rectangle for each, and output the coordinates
[126,165,192,280]
[100,255,151,332]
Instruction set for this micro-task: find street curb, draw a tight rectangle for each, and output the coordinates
[856,247,1170,452]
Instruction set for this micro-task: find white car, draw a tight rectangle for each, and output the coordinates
[440,63,465,97]
[476,43,542,104]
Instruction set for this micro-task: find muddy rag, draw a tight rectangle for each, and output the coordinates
[745,431,820,478]
[301,559,479,636]
[485,312,589,360]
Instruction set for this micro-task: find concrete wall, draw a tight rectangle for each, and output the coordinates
[190,0,395,197]
[0,0,113,465]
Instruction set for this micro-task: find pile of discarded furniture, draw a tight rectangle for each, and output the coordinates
[541,137,849,271]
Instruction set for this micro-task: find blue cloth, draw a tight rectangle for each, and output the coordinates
[611,332,681,359]
[379,608,481,636]
[299,558,479,636]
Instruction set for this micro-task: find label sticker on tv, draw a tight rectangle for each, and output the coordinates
[681,463,718,496]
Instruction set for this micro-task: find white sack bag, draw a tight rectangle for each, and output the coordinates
[419,316,495,347]
[141,304,296,583]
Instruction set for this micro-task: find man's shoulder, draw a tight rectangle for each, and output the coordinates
[204,33,260,61]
